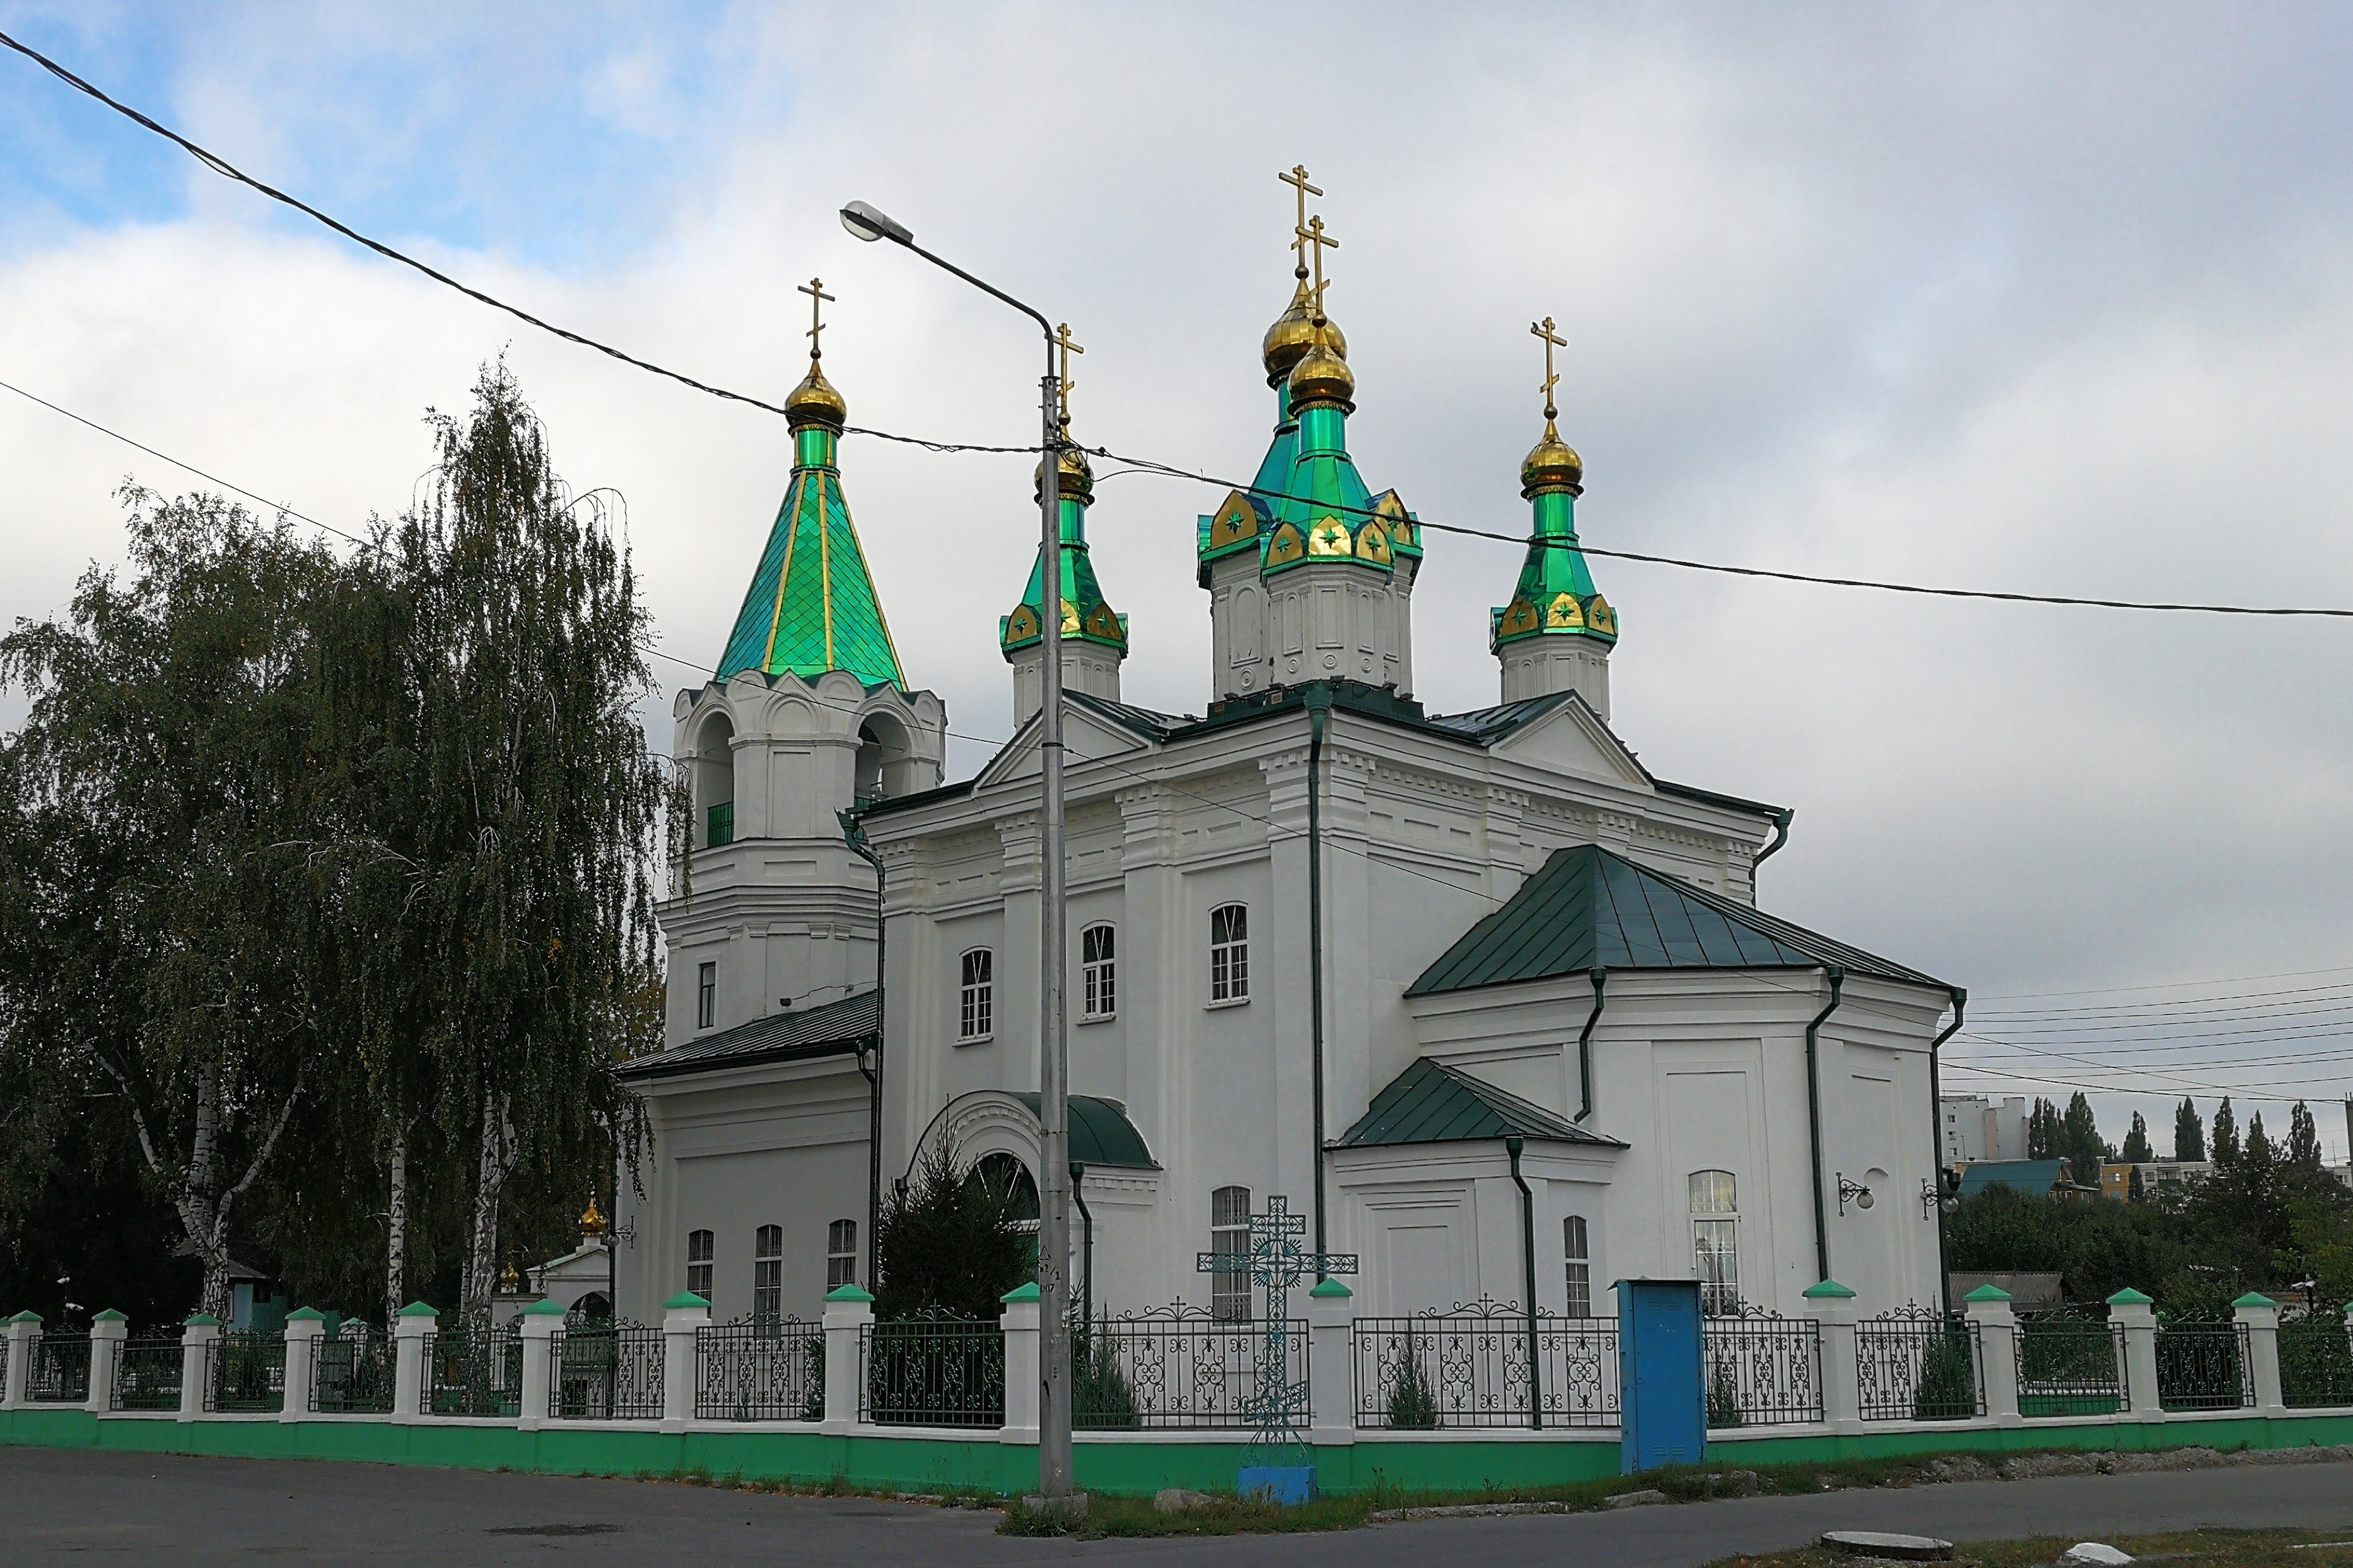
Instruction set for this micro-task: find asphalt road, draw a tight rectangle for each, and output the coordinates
[3,1448,2350,1567]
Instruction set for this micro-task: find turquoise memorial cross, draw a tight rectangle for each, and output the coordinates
[1196,1194,1356,1501]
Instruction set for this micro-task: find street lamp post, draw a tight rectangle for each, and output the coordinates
[840,200,1077,1506]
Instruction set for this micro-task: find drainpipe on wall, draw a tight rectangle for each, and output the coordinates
[1804,966,1846,1286]
[1071,1162,1093,1326]
[840,810,885,1289]
[1576,968,1608,1122]
[1753,808,1795,867]
[1305,685,1333,1276]
[1505,1134,1541,1431]
[1927,987,1967,1316]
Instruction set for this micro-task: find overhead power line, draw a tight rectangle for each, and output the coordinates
[11,28,2353,624]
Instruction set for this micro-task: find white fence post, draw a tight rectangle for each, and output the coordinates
[661,1292,708,1431]
[3,1313,39,1409]
[1963,1285,2022,1425]
[820,1284,873,1434]
[392,1303,437,1420]
[2108,1289,2160,1420]
[2234,1292,2286,1415]
[279,1310,325,1423]
[86,1311,127,1414]
[518,1301,562,1431]
[179,1316,219,1420]
[998,1282,1040,1445]
[1805,1279,1861,1431]
[1308,1279,1355,1445]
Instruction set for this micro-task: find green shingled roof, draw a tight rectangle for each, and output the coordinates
[1336,1057,1622,1149]
[1407,844,1943,997]
[716,430,904,688]
[1012,1094,1157,1169]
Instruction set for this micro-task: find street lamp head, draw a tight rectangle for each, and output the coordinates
[840,200,913,245]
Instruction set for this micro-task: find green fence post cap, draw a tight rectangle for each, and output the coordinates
[522,1298,568,1317]
[998,1281,1041,1304]
[662,1291,711,1311]
[1309,1278,1353,1298]
[2232,1291,2277,1309]
[2106,1287,2154,1306]
[1802,1279,1857,1299]
[90,1308,128,1323]
[397,1301,441,1318]
[283,1306,325,1323]
[824,1284,875,1303]
[184,1313,220,1327]
[1962,1284,2014,1303]
[10,1310,42,1325]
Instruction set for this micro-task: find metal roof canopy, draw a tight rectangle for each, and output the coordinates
[1012,1093,1158,1169]
[1336,1057,1625,1149]
[1408,843,1946,997]
[613,989,877,1082]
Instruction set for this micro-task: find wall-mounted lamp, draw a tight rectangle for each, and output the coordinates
[1836,1173,1874,1215]
[1921,1176,1956,1219]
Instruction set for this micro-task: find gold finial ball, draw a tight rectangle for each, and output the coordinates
[1034,431,1094,504]
[1287,327,1356,413]
[1521,417,1584,497]
[1261,280,1348,386]
[784,358,848,429]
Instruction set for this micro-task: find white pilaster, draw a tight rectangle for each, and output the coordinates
[1963,1288,2022,1425]
[178,1316,220,1420]
[87,1311,127,1414]
[518,1301,563,1431]
[2234,1293,2286,1415]
[1307,1279,1356,1445]
[0,1314,35,1407]
[1806,1281,1860,1431]
[279,1311,327,1423]
[2108,1291,2160,1420]
[392,1305,436,1420]
[820,1286,873,1433]
[661,1292,710,1431]
[999,1283,1041,1445]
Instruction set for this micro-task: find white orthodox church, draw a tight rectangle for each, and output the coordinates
[609,206,1962,1332]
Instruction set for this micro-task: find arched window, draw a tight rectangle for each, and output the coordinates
[696,712,735,848]
[1081,924,1116,1019]
[686,1228,715,1305]
[752,1224,783,1322]
[1688,1170,1739,1315]
[1210,1185,1251,1320]
[1563,1215,1592,1318]
[827,1219,859,1290]
[959,949,994,1041]
[1209,904,1249,1002]
[569,1291,611,1327]
[972,1152,1040,1224]
[855,712,916,803]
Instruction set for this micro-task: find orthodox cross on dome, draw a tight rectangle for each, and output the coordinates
[1531,315,1568,421]
[1278,163,1322,279]
[1052,321,1083,425]
[1296,215,1339,324]
[1197,1194,1357,1466]
[800,276,836,360]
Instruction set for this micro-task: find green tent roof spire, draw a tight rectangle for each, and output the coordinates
[1001,407,1127,656]
[715,325,906,689]
[1493,320,1614,651]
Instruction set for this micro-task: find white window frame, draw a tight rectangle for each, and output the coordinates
[686,1228,715,1306]
[827,1219,858,1291]
[1208,904,1249,1004]
[1689,1170,1740,1315]
[959,948,994,1042]
[696,961,716,1031]
[1563,1214,1592,1318]
[1210,1185,1251,1320]
[752,1224,783,1323]
[1080,924,1116,1021]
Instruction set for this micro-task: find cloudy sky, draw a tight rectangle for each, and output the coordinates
[4,3,2351,1156]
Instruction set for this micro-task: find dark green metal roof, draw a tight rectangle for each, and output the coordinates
[1336,1057,1623,1149]
[614,990,876,1082]
[1407,844,1945,997]
[1013,1093,1158,1169]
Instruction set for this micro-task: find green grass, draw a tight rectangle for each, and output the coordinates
[1704,1527,2353,1568]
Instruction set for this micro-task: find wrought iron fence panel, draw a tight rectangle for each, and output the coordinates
[1353,1299,1619,1430]
[116,1337,186,1411]
[696,1317,821,1422]
[2016,1310,2127,1416]
[28,1335,90,1403]
[1075,1306,1304,1429]
[2279,1310,2353,1408]
[858,1312,1005,1428]
[1855,1306,1984,1422]
[206,1330,286,1413]
[2155,1319,2252,1412]
[312,1327,394,1414]
[420,1317,523,1418]
[1703,1308,1823,1427]
[549,1320,665,1420]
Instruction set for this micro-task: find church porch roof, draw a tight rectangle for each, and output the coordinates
[1336,1057,1623,1149]
[614,989,877,1082]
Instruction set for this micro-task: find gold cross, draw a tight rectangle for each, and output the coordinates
[1531,315,1567,419]
[800,277,836,359]
[1279,164,1322,277]
[1297,214,1339,321]
[1053,322,1083,424]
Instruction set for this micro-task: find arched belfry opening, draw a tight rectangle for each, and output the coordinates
[855,710,919,804]
[695,710,735,847]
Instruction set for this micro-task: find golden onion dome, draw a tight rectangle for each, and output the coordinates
[783,357,848,429]
[1520,417,1584,497]
[1034,427,1094,503]
[1261,279,1347,386]
[1287,325,1356,413]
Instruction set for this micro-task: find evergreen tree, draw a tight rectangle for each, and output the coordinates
[2122,1111,2154,1163]
[2062,1092,2106,1188]
[2243,1110,2275,1170]
[2213,1098,2240,1165]
[873,1141,1029,1321]
[2174,1098,2205,1162]
[2287,1101,2323,1168]
[2028,1097,2060,1159]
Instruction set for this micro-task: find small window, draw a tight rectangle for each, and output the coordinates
[1209,904,1249,1002]
[1210,1185,1251,1320]
[752,1224,782,1322]
[686,1228,715,1305]
[827,1219,858,1290]
[1081,924,1116,1019]
[1689,1170,1739,1315]
[1563,1215,1592,1318]
[696,962,716,1031]
[959,948,994,1041]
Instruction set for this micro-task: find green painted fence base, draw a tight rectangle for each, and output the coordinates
[5,1408,2349,1498]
